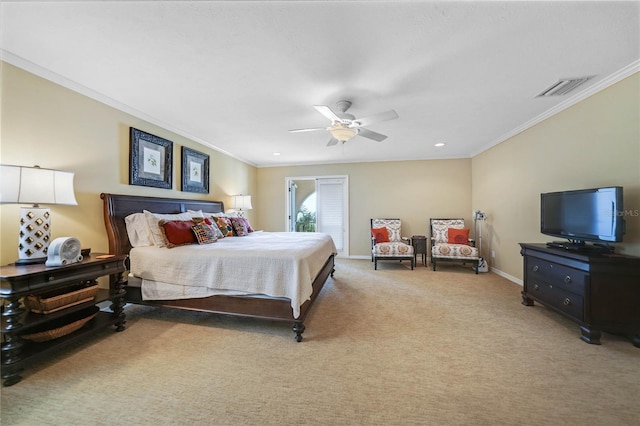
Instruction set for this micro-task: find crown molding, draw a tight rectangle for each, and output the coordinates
[0,50,257,168]
[470,59,640,158]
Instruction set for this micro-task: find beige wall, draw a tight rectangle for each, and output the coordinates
[472,72,640,280]
[2,61,637,278]
[257,159,472,257]
[0,62,257,265]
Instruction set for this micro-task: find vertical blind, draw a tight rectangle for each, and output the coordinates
[316,178,344,251]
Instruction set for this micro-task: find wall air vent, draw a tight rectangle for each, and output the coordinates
[536,76,594,97]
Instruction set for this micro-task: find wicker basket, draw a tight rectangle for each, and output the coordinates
[22,306,99,342]
[24,282,99,314]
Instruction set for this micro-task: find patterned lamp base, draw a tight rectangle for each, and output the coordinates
[17,206,51,264]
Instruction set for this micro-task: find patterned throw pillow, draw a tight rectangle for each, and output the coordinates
[241,217,254,233]
[230,217,248,236]
[208,220,225,238]
[213,216,234,237]
[191,223,218,244]
[195,217,225,238]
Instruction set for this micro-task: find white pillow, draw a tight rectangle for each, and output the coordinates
[143,210,204,247]
[188,209,229,217]
[125,213,155,247]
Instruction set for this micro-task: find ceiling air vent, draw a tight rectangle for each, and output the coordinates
[536,76,594,97]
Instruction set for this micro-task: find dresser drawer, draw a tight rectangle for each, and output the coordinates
[527,280,584,321]
[526,259,587,295]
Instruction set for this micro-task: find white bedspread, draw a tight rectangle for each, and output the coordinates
[129,232,336,318]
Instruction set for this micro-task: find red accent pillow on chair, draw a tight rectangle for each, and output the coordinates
[371,227,390,243]
[371,227,389,244]
[448,228,470,245]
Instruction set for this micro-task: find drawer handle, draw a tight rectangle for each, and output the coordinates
[564,275,572,284]
[532,265,539,272]
[563,298,571,306]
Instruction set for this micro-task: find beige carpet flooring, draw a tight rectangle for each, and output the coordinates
[1,258,639,425]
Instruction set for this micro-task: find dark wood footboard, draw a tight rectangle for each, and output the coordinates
[125,254,334,341]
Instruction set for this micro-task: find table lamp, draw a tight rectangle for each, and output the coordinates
[230,194,252,217]
[0,164,77,264]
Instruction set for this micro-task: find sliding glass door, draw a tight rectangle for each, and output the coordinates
[286,176,349,255]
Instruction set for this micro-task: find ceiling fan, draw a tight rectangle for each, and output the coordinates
[289,100,399,146]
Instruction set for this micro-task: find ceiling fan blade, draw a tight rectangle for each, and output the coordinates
[288,127,327,133]
[352,110,399,127]
[327,138,339,146]
[358,128,388,142]
[314,105,342,123]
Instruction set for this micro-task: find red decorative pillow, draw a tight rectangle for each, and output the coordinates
[159,220,197,247]
[371,227,389,243]
[448,228,470,245]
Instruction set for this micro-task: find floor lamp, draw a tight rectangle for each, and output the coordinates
[0,165,77,265]
[473,210,488,272]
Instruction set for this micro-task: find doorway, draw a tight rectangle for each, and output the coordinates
[286,176,349,256]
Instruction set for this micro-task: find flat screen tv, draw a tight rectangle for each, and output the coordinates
[540,186,624,245]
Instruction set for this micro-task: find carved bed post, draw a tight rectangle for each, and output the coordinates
[110,267,128,332]
[292,322,305,342]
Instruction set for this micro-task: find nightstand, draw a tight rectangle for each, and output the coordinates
[1,253,128,386]
[412,235,427,266]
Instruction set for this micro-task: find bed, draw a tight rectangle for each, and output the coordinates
[101,193,335,341]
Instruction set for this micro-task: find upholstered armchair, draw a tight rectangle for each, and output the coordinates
[429,218,479,274]
[370,218,414,270]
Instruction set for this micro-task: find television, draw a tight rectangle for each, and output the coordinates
[540,186,624,246]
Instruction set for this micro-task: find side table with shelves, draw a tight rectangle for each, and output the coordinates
[1,253,128,386]
[412,235,427,266]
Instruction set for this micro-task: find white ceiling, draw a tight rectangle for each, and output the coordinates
[1,1,639,167]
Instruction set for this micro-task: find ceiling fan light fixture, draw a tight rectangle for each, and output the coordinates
[329,124,357,142]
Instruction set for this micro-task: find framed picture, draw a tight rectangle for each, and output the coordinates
[129,128,173,189]
[181,147,209,193]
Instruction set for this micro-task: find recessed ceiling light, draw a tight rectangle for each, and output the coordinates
[434,142,445,147]
[273,152,281,156]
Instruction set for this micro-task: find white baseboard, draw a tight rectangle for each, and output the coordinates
[348,255,371,260]
[347,255,523,286]
[490,267,522,286]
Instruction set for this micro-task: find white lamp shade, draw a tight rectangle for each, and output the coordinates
[231,195,252,210]
[0,165,77,205]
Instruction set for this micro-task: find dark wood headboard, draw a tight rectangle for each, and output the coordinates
[101,193,224,255]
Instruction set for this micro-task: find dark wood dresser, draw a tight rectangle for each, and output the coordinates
[519,243,640,347]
